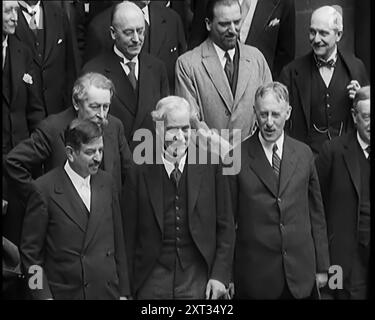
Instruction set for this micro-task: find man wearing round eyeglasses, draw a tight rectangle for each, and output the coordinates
[82,1,169,151]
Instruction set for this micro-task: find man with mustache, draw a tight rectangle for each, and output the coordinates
[279,6,368,156]
[82,1,169,151]
[123,96,235,299]
[4,72,132,246]
[316,86,371,299]
[229,82,329,299]
[20,119,130,299]
[176,0,272,145]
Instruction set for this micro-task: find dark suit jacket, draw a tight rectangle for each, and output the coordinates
[2,36,45,156]
[82,51,169,150]
[4,107,132,203]
[188,0,294,78]
[20,168,129,299]
[15,1,77,115]
[315,132,368,285]
[278,50,369,146]
[83,1,186,92]
[229,133,329,299]
[123,150,235,295]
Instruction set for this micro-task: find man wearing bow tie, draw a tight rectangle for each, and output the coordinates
[20,119,130,299]
[15,1,77,115]
[82,1,169,151]
[316,86,371,299]
[123,96,235,299]
[279,6,369,156]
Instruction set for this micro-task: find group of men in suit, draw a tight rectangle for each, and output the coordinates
[2,0,371,300]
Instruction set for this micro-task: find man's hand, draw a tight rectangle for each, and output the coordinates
[227,282,235,299]
[205,279,227,300]
[347,80,361,99]
[315,272,328,288]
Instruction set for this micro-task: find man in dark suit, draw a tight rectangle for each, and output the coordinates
[20,119,129,300]
[229,82,329,299]
[188,0,295,78]
[279,5,369,156]
[84,0,186,92]
[2,0,45,156]
[316,86,371,299]
[82,1,169,150]
[15,0,77,115]
[4,72,132,245]
[123,96,235,299]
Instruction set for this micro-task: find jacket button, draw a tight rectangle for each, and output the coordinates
[283,250,287,256]
[84,282,89,288]
[280,223,284,229]
[277,198,281,203]
[106,251,111,256]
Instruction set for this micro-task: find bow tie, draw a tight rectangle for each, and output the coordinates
[316,58,336,69]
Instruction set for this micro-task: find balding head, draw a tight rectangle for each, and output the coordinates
[110,1,145,59]
[309,6,343,61]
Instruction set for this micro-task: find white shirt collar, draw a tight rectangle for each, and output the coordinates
[357,131,370,157]
[212,42,236,68]
[114,45,139,65]
[258,131,284,165]
[142,5,150,25]
[19,0,41,15]
[64,161,91,188]
[162,152,187,178]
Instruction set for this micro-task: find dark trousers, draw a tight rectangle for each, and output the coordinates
[136,253,208,299]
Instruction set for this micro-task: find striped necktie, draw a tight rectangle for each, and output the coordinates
[272,144,281,178]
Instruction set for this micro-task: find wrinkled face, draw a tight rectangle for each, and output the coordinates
[163,108,191,161]
[255,93,291,143]
[3,1,19,36]
[206,2,241,51]
[110,7,145,60]
[352,99,370,145]
[68,136,104,178]
[309,11,342,60]
[76,86,110,127]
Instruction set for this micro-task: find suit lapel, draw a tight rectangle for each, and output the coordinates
[102,125,115,175]
[104,52,137,115]
[15,13,39,65]
[131,55,153,135]
[149,3,167,57]
[278,135,298,196]
[9,38,23,105]
[51,168,88,233]
[144,163,164,233]
[186,160,205,221]
[42,2,57,63]
[201,39,234,113]
[83,173,106,249]
[248,134,278,197]
[247,0,280,42]
[343,134,361,200]
[295,54,313,130]
[233,44,252,106]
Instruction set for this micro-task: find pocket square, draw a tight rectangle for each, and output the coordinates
[57,38,63,44]
[268,18,280,27]
[22,73,33,85]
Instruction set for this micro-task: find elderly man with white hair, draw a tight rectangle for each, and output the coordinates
[279,5,369,156]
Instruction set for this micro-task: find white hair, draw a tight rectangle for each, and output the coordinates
[312,5,343,33]
[151,96,193,122]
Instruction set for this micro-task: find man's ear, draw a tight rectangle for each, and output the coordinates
[66,146,75,163]
[351,108,357,126]
[336,30,343,43]
[205,18,212,33]
[286,105,292,120]
[110,26,116,41]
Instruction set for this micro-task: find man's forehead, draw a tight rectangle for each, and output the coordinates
[213,3,241,19]
[3,1,19,9]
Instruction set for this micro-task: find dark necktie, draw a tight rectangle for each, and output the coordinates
[272,144,281,178]
[366,145,371,160]
[171,162,181,188]
[127,61,137,91]
[224,51,234,89]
